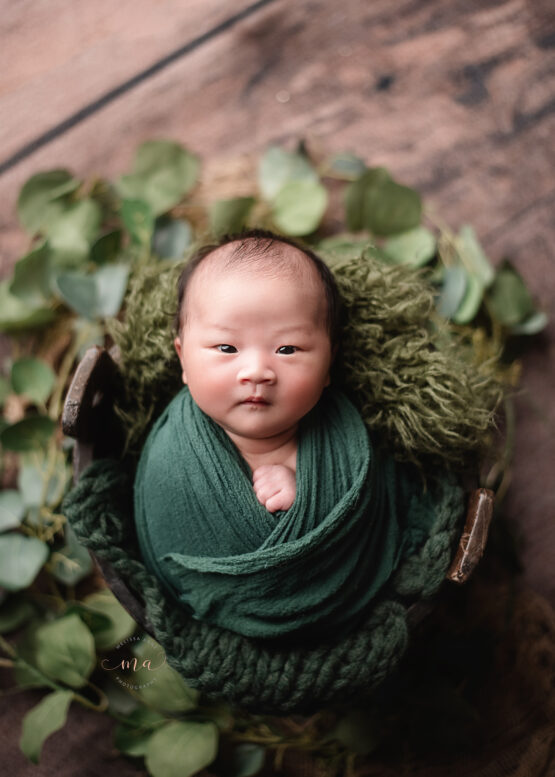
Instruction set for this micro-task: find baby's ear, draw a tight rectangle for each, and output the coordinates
[173,337,187,384]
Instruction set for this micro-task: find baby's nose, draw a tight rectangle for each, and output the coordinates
[237,352,276,384]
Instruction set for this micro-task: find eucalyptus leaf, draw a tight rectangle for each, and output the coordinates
[103,679,140,716]
[10,243,53,305]
[50,525,94,586]
[117,141,199,216]
[14,658,53,690]
[436,266,468,319]
[209,197,255,238]
[324,152,367,181]
[17,170,80,235]
[54,264,129,319]
[453,272,484,324]
[152,218,192,259]
[0,280,56,333]
[0,595,36,633]
[363,179,422,236]
[272,180,328,236]
[258,146,318,201]
[344,167,392,231]
[134,637,198,713]
[487,263,536,326]
[65,602,112,636]
[145,720,218,777]
[11,357,55,404]
[0,376,9,405]
[317,234,371,263]
[82,588,136,650]
[455,225,495,287]
[383,226,436,267]
[510,310,548,335]
[0,490,25,531]
[228,743,266,777]
[121,198,154,246]
[114,708,166,757]
[91,229,123,265]
[45,198,102,263]
[94,264,130,316]
[34,613,96,688]
[20,690,73,764]
[0,416,56,451]
[18,453,70,509]
[0,534,49,590]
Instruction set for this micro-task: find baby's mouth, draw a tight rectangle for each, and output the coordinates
[242,396,270,405]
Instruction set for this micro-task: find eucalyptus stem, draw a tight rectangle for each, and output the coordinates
[0,633,17,658]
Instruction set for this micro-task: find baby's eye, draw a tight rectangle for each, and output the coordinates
[277,345,298,355]
[216,344,237,353]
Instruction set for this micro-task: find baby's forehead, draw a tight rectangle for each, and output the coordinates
[188,239,323,296]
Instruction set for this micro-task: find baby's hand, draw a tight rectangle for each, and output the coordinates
[252,464,296,513]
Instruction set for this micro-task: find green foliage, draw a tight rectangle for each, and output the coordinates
[49,524,94,586]
[258,146,318,200]
[345,167,422,235]
[382,226,436,267]
[0,280,56,332]
[17,170,80,235]
[210,197,255,238]
[114,707,166,757]
[11,357,55,404]
[10,243,53,306]
[45,198,102,265]
[121,198,154,247]
[0,595,36,633]
[0,490,25,531]
[116,140,199,216]
[0,416,56,451]
[54,263,129,319]
[0,534,49,590]
[258,147,327,236]
[33,613,96,687]
[133,637,199,713]
[153,218,192,259]
[144,720,218,777]
[20,689,73,763]
[487,261,536,327]
[80,589,136,650]
[227,743,266,776]
[272,179,328,236]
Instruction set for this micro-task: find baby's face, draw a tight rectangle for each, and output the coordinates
[174,245,333,447]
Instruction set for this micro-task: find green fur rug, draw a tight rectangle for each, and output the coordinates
[111,244,501,467]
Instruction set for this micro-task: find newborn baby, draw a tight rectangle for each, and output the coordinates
[134,229,445,641]
[172,230,339,512]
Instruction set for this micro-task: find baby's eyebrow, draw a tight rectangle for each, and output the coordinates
[203,324,239,332]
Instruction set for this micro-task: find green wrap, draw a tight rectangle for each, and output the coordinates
[134,386,451,641]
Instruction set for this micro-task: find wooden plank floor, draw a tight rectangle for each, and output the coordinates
[0,1,554,773]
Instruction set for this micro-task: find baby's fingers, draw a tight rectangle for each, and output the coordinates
[253,479,279,506]
[252,465,275,483]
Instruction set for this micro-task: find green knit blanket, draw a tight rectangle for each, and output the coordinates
[134,386,450,640]
[64,457,463,712]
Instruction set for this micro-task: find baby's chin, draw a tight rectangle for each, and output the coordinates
[219,419,300,443]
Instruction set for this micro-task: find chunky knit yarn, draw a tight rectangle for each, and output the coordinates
[63,458,463,713]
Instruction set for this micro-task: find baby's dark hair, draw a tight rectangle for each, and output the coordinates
[173,229,343,351]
